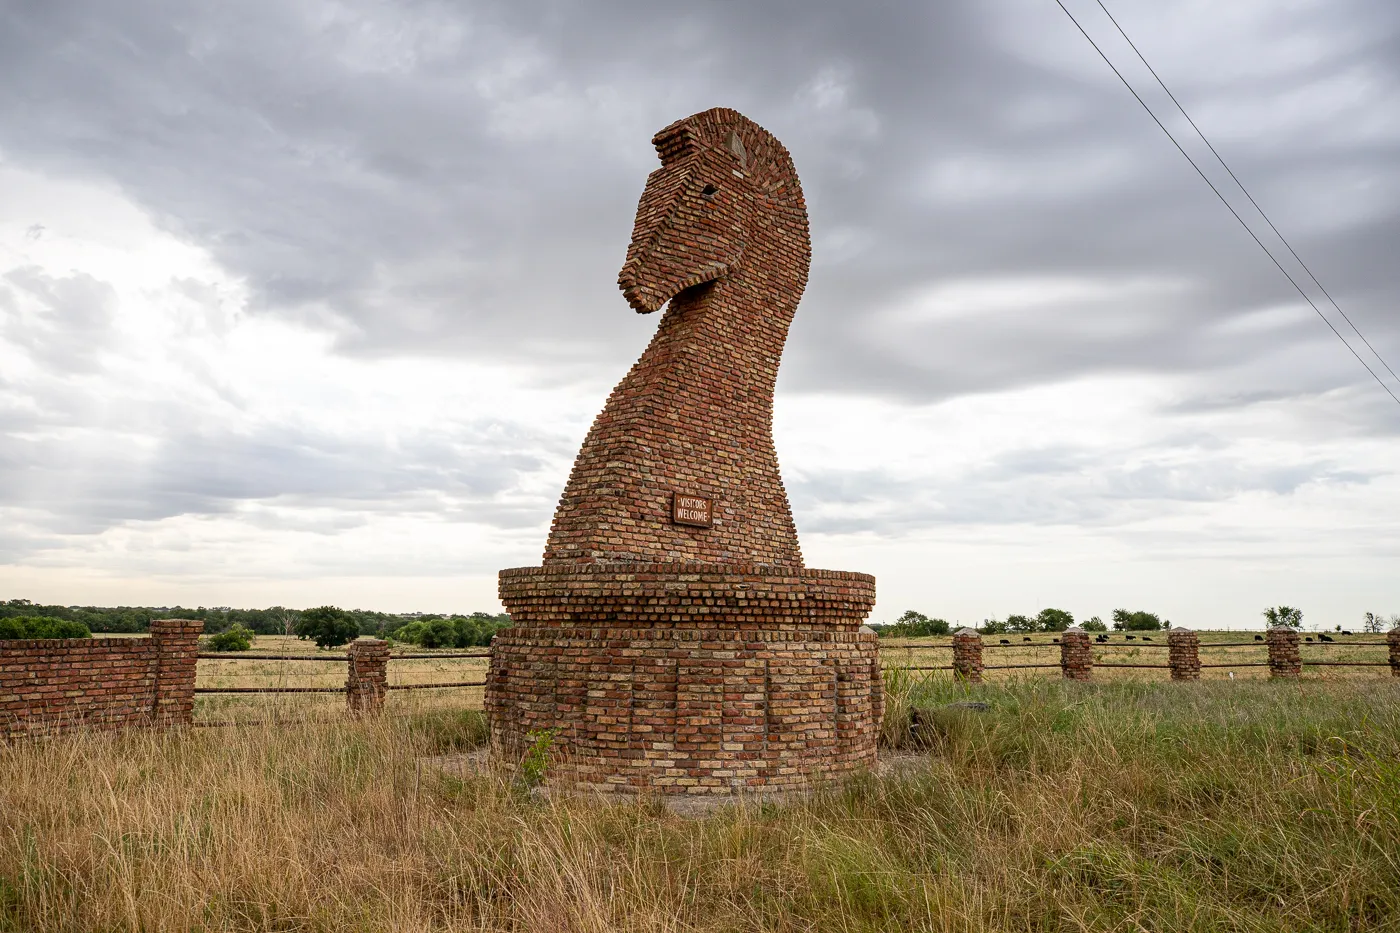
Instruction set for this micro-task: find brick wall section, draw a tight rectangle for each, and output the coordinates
[1060,627,1093,681]
[491,564,879,794]
[1388,626,1400,677]
[0,619,203,738]
[346,639,390,713]
[1267,626,1302,678]
[952,628,984,683]
[1167,627,1201,681]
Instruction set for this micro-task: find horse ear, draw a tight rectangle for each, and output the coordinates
[727,130,747,169]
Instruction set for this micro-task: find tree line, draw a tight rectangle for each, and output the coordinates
[0,599,511,647]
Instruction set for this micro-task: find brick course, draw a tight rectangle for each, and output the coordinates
[1390,626,1400,678]
[489,109,879,794]
[1,619,203,738]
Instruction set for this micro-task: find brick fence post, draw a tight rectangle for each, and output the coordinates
[1060,626,1092,681]
[150,618,203,726]
[1388,626,1400,678]
[347,639,390,713]
[1167,627,1200,681]
[1266,626,1301,679]
[952,628,983,684]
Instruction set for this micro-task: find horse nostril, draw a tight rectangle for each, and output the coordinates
[701,183,719,198]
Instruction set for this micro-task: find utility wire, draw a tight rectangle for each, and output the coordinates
[1093,0,1400,388]
[1051,0,1400,409]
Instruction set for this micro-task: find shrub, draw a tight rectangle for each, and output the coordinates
[0,616,92,639]
[295,606,359,649]
[204,624,254,652]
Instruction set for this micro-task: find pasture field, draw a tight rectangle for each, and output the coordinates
[3,676,1399,931]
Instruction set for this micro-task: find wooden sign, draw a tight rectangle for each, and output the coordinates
[671,492,713,528]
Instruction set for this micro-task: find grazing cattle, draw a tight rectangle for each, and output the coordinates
[1023,636,1032,642]
[1341,630,1353,636]
[999,639,1010,645]
[1254,634,1263,641]
[1320,634,1334,642]
[1126,635,1136,641]
[1305,636,1314,642]
[1142,636,1152,641]
[1053,638,1060,644]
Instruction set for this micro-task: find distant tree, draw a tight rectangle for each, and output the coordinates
[0,616,91,639]
[979,617,1009,636]
[1362,612,1398,634]
[295,606,359,649]
[1035,608,1075,632]
[1262,606,1303,629]
[1081,615,1108,632]
[886,610,950,638]
[204,624,254,652]
[1004,614,1037,634]
[1112,609,1163,632]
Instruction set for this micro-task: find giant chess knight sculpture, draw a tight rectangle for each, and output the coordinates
[486,108,880,795]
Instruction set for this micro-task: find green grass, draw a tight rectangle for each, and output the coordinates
[2,679,1398,931]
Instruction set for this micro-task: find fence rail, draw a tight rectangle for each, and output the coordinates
[189,626,1400,717]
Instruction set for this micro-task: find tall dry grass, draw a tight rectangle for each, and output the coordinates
[3,680,1399,931]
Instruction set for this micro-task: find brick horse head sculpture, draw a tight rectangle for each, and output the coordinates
[489,108,880,796]
[545,107,808,566]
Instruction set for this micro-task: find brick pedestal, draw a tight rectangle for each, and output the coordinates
[1060,627,1092,681]
[952,628,984,683]
[1388,626,1400,677]
[346,639,390,713]
[1167,627,1201,681]
[1266,626,1301,678]
[489,564,879,795]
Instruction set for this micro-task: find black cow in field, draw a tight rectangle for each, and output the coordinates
[1000,639,1010,645]
[1254,634,1263,641]
[1053,638,1061,643]
[1320,633,1334,642]
[1341,630,1354,636]
[1023,636,1032,642]
[1142,636,1153,641]
[1126,635,1136,641]
[1306,636,1314,642]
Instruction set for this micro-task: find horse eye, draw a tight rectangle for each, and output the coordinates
[701,184,719,198]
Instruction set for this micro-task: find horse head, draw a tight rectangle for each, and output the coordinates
[618,108,809,314]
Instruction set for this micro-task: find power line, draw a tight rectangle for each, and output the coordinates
[1092,0,1400,388]
[1050,0,1400,409]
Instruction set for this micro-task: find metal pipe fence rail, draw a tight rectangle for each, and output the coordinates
[190,627,1400,715]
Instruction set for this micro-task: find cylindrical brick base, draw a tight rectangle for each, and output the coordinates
[1266,626,1301,678]
[1060,627,1092,681]
[1168,627,1201,681]
[489,564,879,796]
[952,628,983,683]
[346,639,390,713]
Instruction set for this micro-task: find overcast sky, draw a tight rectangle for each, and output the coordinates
[2,0,1397,629]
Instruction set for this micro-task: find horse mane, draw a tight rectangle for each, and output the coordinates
[651,107,804,207]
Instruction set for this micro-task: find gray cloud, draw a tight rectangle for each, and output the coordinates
[1,0,1395,408]
[2,0,1399,584]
